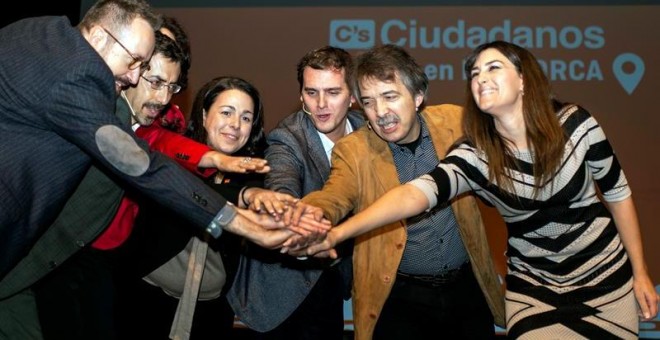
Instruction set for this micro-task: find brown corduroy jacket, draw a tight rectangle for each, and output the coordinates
[303,104,506,340]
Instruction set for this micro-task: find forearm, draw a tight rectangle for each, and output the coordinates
[263,159,303,197]
[224,213,257,239]
[199,151,222,168]
[218,208,283,248]
[334,183,429,242]
[136,125,214,176]
[607,196,648,275]
[264,137,304,197]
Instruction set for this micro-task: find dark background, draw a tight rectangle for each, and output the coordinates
[2,2,81,28]
[3,2,659,339]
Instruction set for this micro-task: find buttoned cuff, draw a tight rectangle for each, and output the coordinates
[206,202,237,238]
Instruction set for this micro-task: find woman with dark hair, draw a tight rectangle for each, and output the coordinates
[292,41,658,339]
[116,76,296,339]
[187,76,267,160]
[186,76,290,211]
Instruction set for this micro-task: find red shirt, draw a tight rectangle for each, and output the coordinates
[92,109,215,250]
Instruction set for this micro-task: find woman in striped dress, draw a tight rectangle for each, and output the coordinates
[294,40,658,339]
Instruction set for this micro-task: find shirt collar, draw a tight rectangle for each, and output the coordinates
[316,119,354,164]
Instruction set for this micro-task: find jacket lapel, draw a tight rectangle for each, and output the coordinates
[300,114,332,181]
[423,110,456,159]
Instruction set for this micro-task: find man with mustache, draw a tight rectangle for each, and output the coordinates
[288,44,506,339]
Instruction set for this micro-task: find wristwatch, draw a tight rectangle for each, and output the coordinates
[206,202,237,238]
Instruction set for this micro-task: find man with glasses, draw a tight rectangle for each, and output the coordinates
[101,26,151,74]
[0,1,320,338]
[31,31,233,340]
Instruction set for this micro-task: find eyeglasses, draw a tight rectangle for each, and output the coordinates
[101,27,149,72]
[140,75,182,94]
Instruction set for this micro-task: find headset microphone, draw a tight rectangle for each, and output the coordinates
[121,90,139,123]
[301,101,313,115]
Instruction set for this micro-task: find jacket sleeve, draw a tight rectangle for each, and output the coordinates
[301,137,360,225]
[46,65,226,231]
[264,126,306,198]
[136,125,216,178]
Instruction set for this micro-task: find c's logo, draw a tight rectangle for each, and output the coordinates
[329,20,375,49]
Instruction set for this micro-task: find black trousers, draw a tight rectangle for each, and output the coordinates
[374,265,496,340]
[114,274,235,340]
[34,247,118,340]
[256,266,346,340]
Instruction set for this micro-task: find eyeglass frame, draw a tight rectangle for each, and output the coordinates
[140,75,182,94]
[101,27,150,72]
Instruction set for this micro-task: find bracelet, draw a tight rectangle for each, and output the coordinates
[240,187,250,207]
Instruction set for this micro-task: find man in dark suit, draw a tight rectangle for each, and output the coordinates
[0,0,302,279]
[227,46,364,340]
[0,0,320,337]
[28,30,212,340]
[0,1,314,336]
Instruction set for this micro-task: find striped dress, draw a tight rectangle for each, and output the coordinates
[410,105,638,339]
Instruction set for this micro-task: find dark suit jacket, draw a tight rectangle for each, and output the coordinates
[0,16,227,279]
[118,171,264,286]
[227,109,364,331]
[0,95,218,299]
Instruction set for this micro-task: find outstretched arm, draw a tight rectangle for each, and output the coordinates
[607,196,659,321]
[290,183,430,257]
[136,125,269,174]
[223,207,330,249]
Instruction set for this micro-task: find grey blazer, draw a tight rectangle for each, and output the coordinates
[227,109,364,331]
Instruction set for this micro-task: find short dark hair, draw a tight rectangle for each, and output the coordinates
[353,44,428,111]
[160,16,191,90]
[151,30,185,71]
[79,0,161,33]
[296,46,353,92]
[187,76,266,157]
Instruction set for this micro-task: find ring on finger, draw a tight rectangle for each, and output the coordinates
[242,157,252,164]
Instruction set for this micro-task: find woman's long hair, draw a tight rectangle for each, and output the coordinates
[186,76,267,157]
[463,41,566,195]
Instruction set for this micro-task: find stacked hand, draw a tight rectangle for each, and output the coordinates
[237,199,332,250]
[277,202,341,259]
[243,187,299,216]
[212,153,270,174]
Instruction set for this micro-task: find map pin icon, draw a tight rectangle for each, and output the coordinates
[613,53,644,95]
